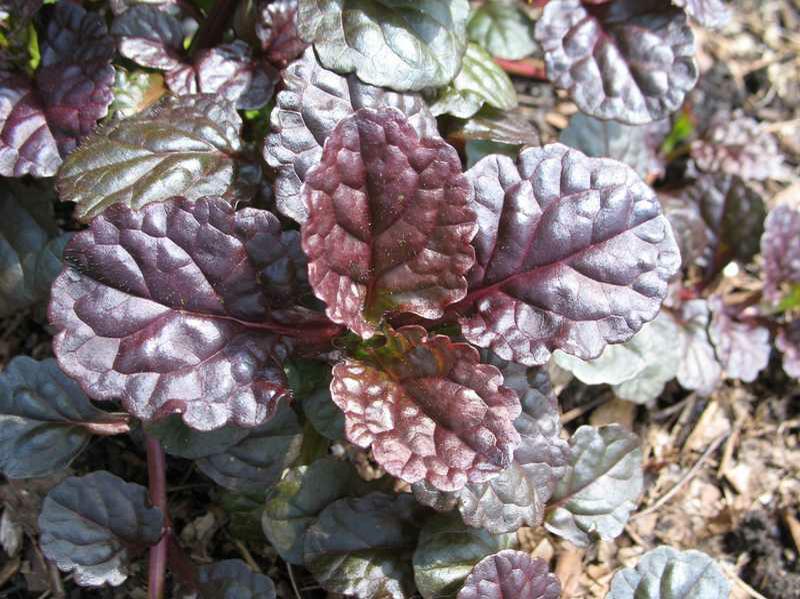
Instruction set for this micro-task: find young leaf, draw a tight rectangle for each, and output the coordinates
[534,0,698,125]
[673,0,731,28]
[467,0,538,60]
[708,296,770,383]
[301,107,477,338]
[38,471,164,586]
[57,94,251,222]
[331,325,521,492]
[256,0,307,67]
[413,512,515,599]
[262,457,386,565]
[457,550,561,599]
[545,424,643,547]
[304,492,426,599]
[111,5,185,70]
[48,196,330,432]
[144,415,250,460]
[297,0,470,92]
[195,402,303,491]
[264,47,438,223]
[108,69,166,119]
[761,205,800,304]
[459,144,681,366]
[672,298,722,396]
[608,545,731,598]
[196,559,277,598]
[777,322,800,379]
[430,43,517,119]
[0,357,129,479]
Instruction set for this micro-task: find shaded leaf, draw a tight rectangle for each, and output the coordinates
[302,107,476,337]
[431,43,517,119]
[465,139,518,168]
[108,69,166,119]
[673,0,731,28]
[144,415,249,460]
[467,0,538,60]
[262,457,385,565]
[256,0,307,67]
[545,425,642,547]
[48,196,320,431]
[264,47,438,223]
[671,298,722,395]
[456,107,540,147]
[304,492,426,599]
[0,357,129,479]
[761,205,800,304]
[658,192,709,267]
[459,144,681,366]
[111,5,185,70]
[331,325,521,492]
[297,0,470,92]
[300,385,344,441]
[39,471,163,586]
[535,0,697,125]
[413,512,515,599]
[777,321,800,379]
[57,94,250,222]
[608,545,731,598]
[457,550,561,599]
[197,559,277,598]
[196,403,303,491]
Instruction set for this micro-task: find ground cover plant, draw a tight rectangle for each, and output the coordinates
[0,0,796,597]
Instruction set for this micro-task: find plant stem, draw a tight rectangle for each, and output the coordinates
[189,0,240,56]
[146,435,168,599]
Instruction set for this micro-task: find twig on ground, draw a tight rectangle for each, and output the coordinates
[233,538,262,573]
[720,562,769,599]
[287,563,302,599]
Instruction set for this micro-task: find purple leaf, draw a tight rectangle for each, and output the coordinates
[166,41,278,110]
[264,47,438,223]
[39,1,115,66]
[197,559,276,599]
[457,550,561,599]
[457,143,681,366]
[48,196,337,431]
[673,0,731,28]
[708,295,770,383]
[534,0,698,124]
[658,192,709,267]
[761,205,800,304]
[777,321,800,379]
[111,5,185,71]
[301,107,476,338]
[256,0,307,67]
[330,325,521,492]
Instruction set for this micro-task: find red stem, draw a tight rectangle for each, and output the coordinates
[146,435,168,599]
[494,57,548,80]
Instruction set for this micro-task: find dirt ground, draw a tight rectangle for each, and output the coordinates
[0,1,799,598]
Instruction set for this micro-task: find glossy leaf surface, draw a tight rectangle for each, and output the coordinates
[761,205,800,304]
[0,357,128,479]
[197,559,277,598]
[302,107,476,337]
[111,5,184,70]
[331,326,521,491]
[297,0,470,91]
[546,425,642,547]
[256,0,307,67]
[460,144,681,366]
[456,107,540,147]
[535,0,698,124]
[57,94,250,221]
[49,197,314,431]
[457,550,561,599]
[467,0,538,60]
[264,48,438,223]
[39,471,163,586]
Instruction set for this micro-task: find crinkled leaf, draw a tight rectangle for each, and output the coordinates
[111,5,185,70]
[196,559,277,599]
[48,196,323,431]
[761,205,800,304]
[304,492,426,599]
[302,107,476,337]
[256,0,307,67]
[560,112,668,180]
[262,457,385,565]
[108,69,166,120]
[608,545,731,598]
[691,112,788,181]
[196,402,302,491]
[672,0,731,28]
[38,471,164,587]
[430,43,517,119]
[457,550,561,599]
[297,0,469,92]
[264,47,438,223]
[459,144,681,366]
[467,0,538,60]
[57,94,252,222]
[165,42,277,110]
[672,298,722,395]
[413,512,515,599]
[708,296,770,383]
[331,325,521,491]
[456,107,540,147]
[777,321,800,379]
[144,415,249,459]
[535,0,698,125]
[545,424,642,547]
[659,192,709,267]
[0,357,129,479]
